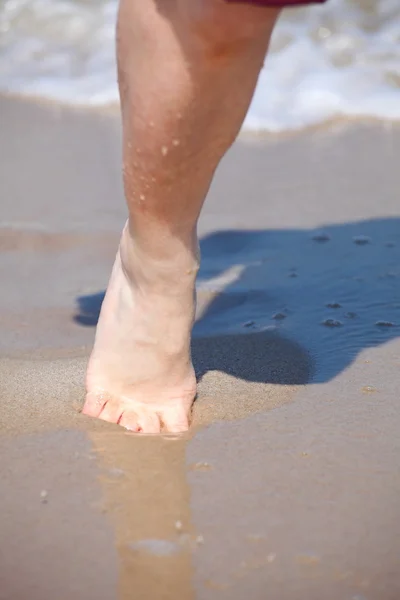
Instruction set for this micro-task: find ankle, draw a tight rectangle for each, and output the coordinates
[119,221,200,290]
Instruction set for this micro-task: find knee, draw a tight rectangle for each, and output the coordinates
[180,0,280,59]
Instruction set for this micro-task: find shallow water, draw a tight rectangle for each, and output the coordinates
[1,0,399,131]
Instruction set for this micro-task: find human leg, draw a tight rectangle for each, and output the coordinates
[83,0,281,433]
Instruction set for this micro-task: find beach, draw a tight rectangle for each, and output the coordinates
[1,94,400,599]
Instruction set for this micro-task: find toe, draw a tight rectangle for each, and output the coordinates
[160,407,190,433]
[82,392,107,418]
[98,399,123,424]
[119,410,161,434]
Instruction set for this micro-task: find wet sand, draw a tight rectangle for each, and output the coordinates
[1,94,400,599]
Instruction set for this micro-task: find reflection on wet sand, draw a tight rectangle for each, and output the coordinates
[90,431,195,600]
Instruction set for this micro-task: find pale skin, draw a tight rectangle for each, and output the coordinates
[82,0,281,433]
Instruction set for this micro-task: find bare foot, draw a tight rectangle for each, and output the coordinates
[83,224,198,433]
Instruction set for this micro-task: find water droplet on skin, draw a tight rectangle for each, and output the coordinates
[312,232,331,243]
[375,320,395,327]
[161,146,168,156]
[353,235,371,245]
[139,194,145,201]
[172,139,180,147]
[326,302,342,309]
[175,520,183,531]
[149,121,155,128]
[272,312,286,320]
[322,319,343,327]
[362,386,377,394]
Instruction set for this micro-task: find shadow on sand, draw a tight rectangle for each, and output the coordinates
[74,218,400,386]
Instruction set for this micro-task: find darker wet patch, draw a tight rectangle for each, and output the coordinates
[353,235,371,245]
[74,292,105,326]
[192,331,312,386]
[74,218,400,387]
[272,312,287,321]
[311,232,331,243]
[321,319,343,328]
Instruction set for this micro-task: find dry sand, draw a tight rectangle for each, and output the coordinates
[1,94,400,599]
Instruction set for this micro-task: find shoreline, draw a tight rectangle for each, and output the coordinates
[3,89,400,140]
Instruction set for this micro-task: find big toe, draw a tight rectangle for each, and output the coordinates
[119,410,161,434]
[82,392,107,418]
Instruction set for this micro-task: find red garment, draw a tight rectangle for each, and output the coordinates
[226,0,326,5]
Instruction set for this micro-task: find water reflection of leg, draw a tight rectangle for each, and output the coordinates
[90,431,194,600]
